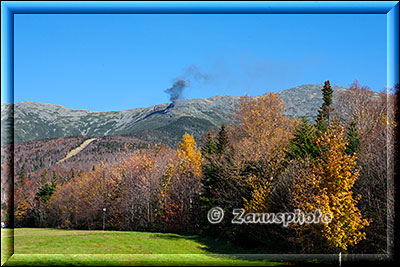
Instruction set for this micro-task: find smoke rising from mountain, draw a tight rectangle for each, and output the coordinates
[164,79,189,103]
[164,65,210,104]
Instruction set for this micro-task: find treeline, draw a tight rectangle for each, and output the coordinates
[12,80,396,254]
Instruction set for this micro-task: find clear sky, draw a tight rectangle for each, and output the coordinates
[13,14,386,112]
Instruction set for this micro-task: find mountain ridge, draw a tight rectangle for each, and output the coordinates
[1,84,347,145]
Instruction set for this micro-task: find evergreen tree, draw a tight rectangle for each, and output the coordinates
[216,124,229,154]
[201,125,232,203]
[345,120,360,155]
[35,182,57,203]
[316,80,334,131]
[201,131,219,211]
[200,125,235,236]
[201,131,217,155]
[316,113,328,132]
[286,117,320,161]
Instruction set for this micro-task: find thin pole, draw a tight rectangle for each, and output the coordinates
[103,208,106,231]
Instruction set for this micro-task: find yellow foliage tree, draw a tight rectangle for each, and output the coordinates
[293,124,369,251]
[243,178,272,213]
[232,93,298,212]
[15,200,32,221]
[176,133,204,177]
[158,133,204,231]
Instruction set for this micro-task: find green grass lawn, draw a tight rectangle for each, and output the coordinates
[1,228,288,266]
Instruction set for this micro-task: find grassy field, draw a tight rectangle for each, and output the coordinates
[1,228,288,266]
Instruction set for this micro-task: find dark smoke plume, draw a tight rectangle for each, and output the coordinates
[164,65,210,104]
[164,79,189,103]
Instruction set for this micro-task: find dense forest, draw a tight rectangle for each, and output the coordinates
[2,80,397,254]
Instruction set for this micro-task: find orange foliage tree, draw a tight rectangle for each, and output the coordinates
[292,123,369,251]
[231,93,298,213]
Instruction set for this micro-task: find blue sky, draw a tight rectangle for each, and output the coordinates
[13,14,386,111]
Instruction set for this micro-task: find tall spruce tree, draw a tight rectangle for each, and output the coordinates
[200,125,234,236]
[216,124,229,154]
[316,80,334,131]
[345,120,360,155]
[201,125,229,207]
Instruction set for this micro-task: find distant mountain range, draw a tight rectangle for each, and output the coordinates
[1,84,347,146]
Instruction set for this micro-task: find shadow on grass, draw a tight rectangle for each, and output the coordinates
[150,232,284,263]
[148,232,334,265]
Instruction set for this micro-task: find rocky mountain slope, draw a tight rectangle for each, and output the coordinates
[1,84,347,146]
